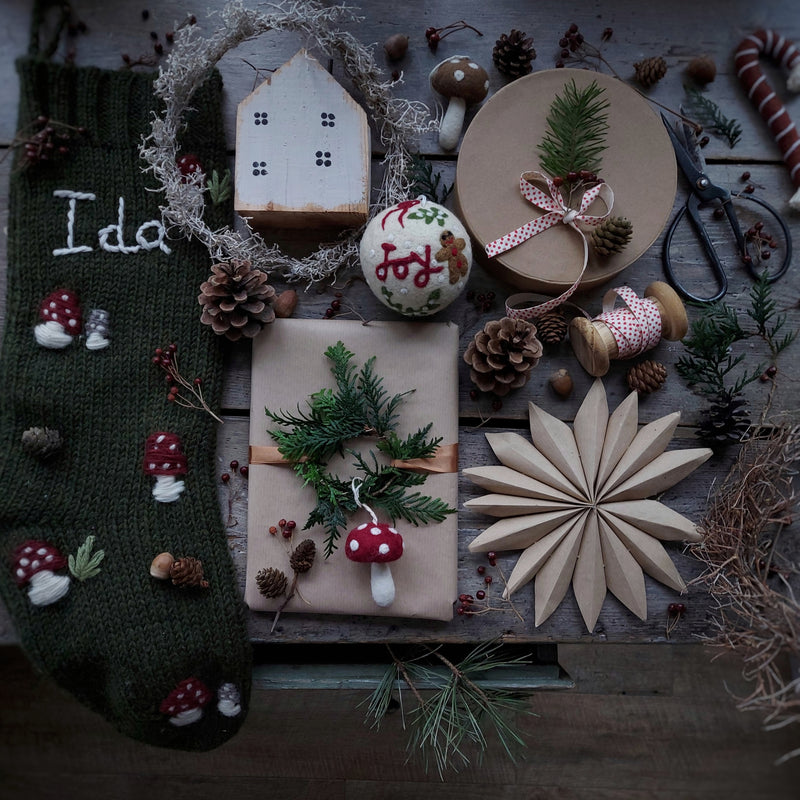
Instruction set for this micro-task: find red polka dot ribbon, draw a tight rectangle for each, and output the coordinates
[595,285,662,359]
[490,171,614,320]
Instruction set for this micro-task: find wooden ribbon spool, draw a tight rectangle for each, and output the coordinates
[569,281,688,377]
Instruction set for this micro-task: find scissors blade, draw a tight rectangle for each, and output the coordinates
[661,113,706,188]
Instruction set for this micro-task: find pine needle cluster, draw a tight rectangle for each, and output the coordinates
[363,641,533,777]
[265,342,455,557]
[537,78,609,180]
[406,152,453,205]
[682,86,742,148]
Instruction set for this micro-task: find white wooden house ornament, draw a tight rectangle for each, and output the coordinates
[235,49,371,229]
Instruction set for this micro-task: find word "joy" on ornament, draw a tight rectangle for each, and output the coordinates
[52,189,172,257]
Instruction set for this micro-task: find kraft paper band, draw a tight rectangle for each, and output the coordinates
[249,443,458,473]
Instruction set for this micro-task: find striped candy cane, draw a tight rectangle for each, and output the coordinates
[734,29,800,209]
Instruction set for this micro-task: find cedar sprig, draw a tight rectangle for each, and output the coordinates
[266,342,455,557]
[68,535,105,582]
[363,640,533,776]
[537,78,609,181]
[747,271,797,356]
[683,86,742,148]
[207,168,232,205]
[406,152,453,205]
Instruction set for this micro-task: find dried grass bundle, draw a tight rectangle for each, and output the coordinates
[691,424,800,762]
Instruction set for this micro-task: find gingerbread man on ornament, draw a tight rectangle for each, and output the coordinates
[435,229,469,284]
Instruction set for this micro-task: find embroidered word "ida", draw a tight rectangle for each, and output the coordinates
[52,190,172,257]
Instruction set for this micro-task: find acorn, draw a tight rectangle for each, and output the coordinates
[150,552,175,580]
[549,368,573,398]
[384,33,409,61]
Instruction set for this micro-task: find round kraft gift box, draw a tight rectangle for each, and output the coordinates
[454,68,677,293]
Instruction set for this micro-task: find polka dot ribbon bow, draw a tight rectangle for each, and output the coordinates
[486,171,614,320]
[596,285,662,359]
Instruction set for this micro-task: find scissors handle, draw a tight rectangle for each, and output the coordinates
[663,193,728,304]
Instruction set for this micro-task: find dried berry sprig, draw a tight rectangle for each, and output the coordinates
[271,539,317,633]
[424,20,483,51]
[554,23,701,134]
[152,343,222,423]
[457,554,524,622]
[665,602,687,638]
[220,460,249,527]
[4,116,88,170]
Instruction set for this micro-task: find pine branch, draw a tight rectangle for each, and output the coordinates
[683,86,742,148]
[68,535,105,582]
[747,270,797,356]
[406,152,453,205]
[537,78,609,179]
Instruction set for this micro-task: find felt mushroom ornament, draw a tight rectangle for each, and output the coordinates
[430,55,489,150]
[12,540,71,606]
[143,432,187,503]
[159,677,212,726]
[34,288,82,348]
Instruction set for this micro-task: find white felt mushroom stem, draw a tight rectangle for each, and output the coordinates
[370,562,396,607]
[439,96,467,151]
[152,475,185,503]
[27,571,71,606]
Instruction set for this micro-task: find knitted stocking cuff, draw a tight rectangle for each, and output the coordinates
[0,57,251,751]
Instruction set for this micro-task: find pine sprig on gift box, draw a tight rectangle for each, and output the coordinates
[265,342,455,557]
[537,78,609,179]
[683,86,742,148]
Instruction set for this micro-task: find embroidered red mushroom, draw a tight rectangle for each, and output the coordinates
[143,432,187,503]
[12,540,71,606]
[345,521,404,607]
[159,677,212,726]
[35,289,82,348]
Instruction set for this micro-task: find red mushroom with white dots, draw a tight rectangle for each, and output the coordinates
[143,432,187,503]
[345,521,404,607]
[12,540,71,606]
[35,289,82,348]
[159,677,212,726]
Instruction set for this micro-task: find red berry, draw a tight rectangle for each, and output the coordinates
[230,460,239,471]
[177,154,203,177]
[469,389,478,400]
[330,299,341,311]
[428,32,440,46]
[552,176,564,187]
[166,393,176,402]
[484,575,493,585]
[239,466,249,478]
[282,528,292,539]
[555,59,565,68]
[425,26,437,39]
[194,377,202,386]
[744,184,755,194]
[170,385,179,394]
[476,590,486,600]
[457,606,466,615]
[559,37,569,48]
[287,520,296,530]
[487,551,496,561]
[766,365,778,377]
[741,171,751,181]
[269,525,277,535]
[152,356,161,364]
[477,565,486,575]
[168,343,177,353]
[279,519,287,527]
[221,473,231,484]
[491,399,503,412]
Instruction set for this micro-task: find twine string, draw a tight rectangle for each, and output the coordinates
[351,477,378,525]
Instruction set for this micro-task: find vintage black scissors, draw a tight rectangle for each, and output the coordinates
[662,114,792,303]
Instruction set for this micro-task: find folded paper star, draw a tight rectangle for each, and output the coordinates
[464,380,712,631]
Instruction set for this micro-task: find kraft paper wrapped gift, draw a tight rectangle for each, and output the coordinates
[245,319,459,621]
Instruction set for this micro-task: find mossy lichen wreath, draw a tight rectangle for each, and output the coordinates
[141,0,432,285]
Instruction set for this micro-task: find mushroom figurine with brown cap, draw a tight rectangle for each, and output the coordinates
[430,55,489,150]
[159,677,212,726]
[345,521,404,607]
[143,432,188,503]
[13,540,71,606]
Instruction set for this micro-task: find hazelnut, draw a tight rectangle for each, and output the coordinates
[549,368,573,398]
[686,55,716,85]
[384,33,409,61]
[150,552,175,580]
[273,289,299,319]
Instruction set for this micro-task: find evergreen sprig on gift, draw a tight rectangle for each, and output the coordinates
[265,342,455,557]
[537,78,609,180]
[682,86,742,148]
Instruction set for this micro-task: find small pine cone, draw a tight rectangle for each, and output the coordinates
[170,556,209,589]
[256,567,288,598]
[198,259,276,342]
[697,392,751,449]
[590,217,633,257]
[626,360,667,394]
[21,426,63,459]
[634,56,668,88]
[464,317,543,397]
[535,309,568,345]
[289,539,317,574]
[493,29,536,78]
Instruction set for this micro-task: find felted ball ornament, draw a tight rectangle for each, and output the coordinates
[359,197,472,317]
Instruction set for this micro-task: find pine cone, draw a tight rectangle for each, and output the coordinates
[170,556,209,589]
[198,259,276,341]
[493,29,536,78]
[464,317,543,396]
[634,56,668,88]
[591,217,633,257]
[697,391,751,449]
[627,360,667,394]
[289,539,317,574]
[21,426,63,459]
[536,309,568,345]
[256,567,288,598]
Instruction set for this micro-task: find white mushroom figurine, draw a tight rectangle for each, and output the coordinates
[345,521,404,607]
[13,540,71,606]
[430,55,489,150]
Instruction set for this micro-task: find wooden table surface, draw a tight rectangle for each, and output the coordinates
[1,0,798,648]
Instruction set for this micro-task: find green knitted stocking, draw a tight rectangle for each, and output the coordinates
[0,53,251,748]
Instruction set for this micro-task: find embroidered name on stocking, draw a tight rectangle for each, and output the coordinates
[52,190,172,256]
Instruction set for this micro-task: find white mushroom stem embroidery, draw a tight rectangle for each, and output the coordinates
[13,541,71,606]
[143,432,187,502]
